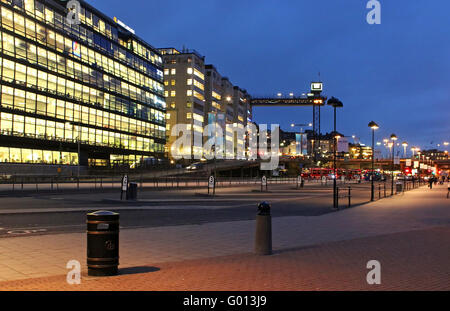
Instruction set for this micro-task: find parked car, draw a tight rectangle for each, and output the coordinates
[185,162,204,170]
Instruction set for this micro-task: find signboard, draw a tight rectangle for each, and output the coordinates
[122,175,128,191]
[72,41,81,57]
[113,16,136,34]
[414,161,419,168]
[337,137,349,153]
[406,159,411,167]
[208,176,215,189]
[261,176,267,186]
[311,82,323,92]
[394,156,400,165]
[420,163,424,169]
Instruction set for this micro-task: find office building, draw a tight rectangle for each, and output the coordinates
[0,0,166,169]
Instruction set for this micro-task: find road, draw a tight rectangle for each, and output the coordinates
[0,181,397,238]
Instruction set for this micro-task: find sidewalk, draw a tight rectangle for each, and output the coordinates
[1,226,448,291]
[0,185,448,290]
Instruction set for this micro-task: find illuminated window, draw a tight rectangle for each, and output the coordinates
[170,69,176,75]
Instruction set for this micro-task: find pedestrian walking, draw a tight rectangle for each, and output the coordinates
[428,177,433,189]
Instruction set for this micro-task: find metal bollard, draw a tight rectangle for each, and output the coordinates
[255,202,272,255]
[87,211,119,276]
[348,186,351,208]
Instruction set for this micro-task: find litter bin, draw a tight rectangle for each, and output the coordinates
[126,182,138,200]
[396,182,403,193]
[87,211,119,276]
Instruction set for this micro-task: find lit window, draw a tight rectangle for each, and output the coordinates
[171,69,176,75]
[187,68,193,74]
[187,79,192,85]
[171,80,176,86]
[187,90,193,96]
[170,91,176,97]
[164,69,169,75]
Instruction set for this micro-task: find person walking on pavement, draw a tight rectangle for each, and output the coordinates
[428,177,433,189]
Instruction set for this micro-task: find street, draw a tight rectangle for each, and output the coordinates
[0,181,386,237]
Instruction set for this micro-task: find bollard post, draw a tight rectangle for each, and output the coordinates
[255,202,272,255]
[378,184,381,199]
[336,187,339,209]
[348,186,351,208]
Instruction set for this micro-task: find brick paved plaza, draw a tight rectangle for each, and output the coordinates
[0,185,448,291]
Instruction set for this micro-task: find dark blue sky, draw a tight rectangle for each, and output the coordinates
[91,0,449,151]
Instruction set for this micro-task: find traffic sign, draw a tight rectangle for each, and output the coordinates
[208,175,215,188]
[122,175,128,191]
[261,176,267,186]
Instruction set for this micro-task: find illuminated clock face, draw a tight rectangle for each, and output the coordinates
[311,83,323,92]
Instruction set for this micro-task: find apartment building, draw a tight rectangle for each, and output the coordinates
[160,47,252,161]
[159,48,205,160]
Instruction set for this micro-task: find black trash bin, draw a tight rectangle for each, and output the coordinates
[126,182,138,200]
[396,182,403,193]
[87,211,119,276]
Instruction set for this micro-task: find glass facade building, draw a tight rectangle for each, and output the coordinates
[0,0,166,167]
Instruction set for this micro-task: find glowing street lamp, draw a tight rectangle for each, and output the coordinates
[327,97,344,209]
[402,141,408,158]
[390,134,398,195]
[368,121,379,201]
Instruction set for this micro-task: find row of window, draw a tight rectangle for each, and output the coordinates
[0,30,166,109]
[0,9,163,86]
[0,112,165,153]
[1,0,163,74]
[0,146,78,164]
[0,85,166,138]
[0,57,166,124]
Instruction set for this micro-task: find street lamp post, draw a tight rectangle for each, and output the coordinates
[67,122,81,178]
[402,142,408,158]
[327,97,343,209]
[390,134,398,195]
[368,121,379,201]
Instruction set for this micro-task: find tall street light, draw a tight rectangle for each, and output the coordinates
[368,121,379,201]
[327,97,343,209]
[402,142,408,158]
[67,122,81,179]
[390,134,398,195]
